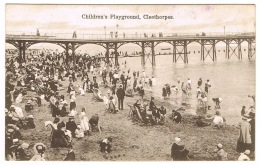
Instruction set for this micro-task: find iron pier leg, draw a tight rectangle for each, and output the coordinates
[114,43,118,66]
[65,43,69,65]
[151,42,155,66]
[238,39,242,59]
[22,42,26,63]
[184,40,188,63]
[141,42,145,66]
[105,43,110,64]
[248,40,252,60]
[72,43,75,65]
[201,40,204,61]
[173,41,176,63]
[213,40,216,61]
[18,42,22,64]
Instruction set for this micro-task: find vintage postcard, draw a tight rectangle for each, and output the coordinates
[4,4,256,161]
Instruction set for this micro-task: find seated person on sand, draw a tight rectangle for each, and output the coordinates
[89,114,102,133]
[14,143,30,161]
[77,85,85,96]
[108,96,117,114]
[213,143,228,160]
[159,106,167,123]
[100,137,113,153]
[238,150,250,161]
[212,111,224,128]
[75,125,84,139]
[195,116,211,127]
[171,137,190,160]
[171,109,182,124]
[125,87,134,97]
[51,122,69,148]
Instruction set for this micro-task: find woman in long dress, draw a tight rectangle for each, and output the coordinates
[79,108,90,135]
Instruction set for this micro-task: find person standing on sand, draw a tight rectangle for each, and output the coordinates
[236,115,252,153]
[116,84,125,110]
[249,113,255,152]
[79,108,90,136]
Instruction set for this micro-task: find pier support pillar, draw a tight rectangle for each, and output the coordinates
[114,43,119,66]
[72,43,75,65]
[22,42,26,63]
[18,42,22,64]
[105,43,110,64]
[248,40,252,60]
[184,40,188,63]
[173,41,176,63]
[238,39,242,59]
[65,43,69,65]
[201,40,205,61]
[212,40,216,61]
[226,40,230,59]
[141,42,145,66]
[151,42,155,66]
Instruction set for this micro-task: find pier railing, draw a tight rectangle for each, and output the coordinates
[6,31,255,41]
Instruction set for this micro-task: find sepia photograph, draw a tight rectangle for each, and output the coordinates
[4,4,256,161]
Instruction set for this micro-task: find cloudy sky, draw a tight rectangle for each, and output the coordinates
[6,4,255,36]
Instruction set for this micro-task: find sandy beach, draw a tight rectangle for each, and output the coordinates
[14,72,254,161]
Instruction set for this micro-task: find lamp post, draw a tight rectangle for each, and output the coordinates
[116,24,119,38]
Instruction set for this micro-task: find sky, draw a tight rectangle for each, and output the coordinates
[5,4,255,36]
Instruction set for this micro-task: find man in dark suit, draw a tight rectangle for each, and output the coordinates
[116,84,125,110]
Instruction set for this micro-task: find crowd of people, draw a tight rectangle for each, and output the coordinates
[5,49,255,161]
